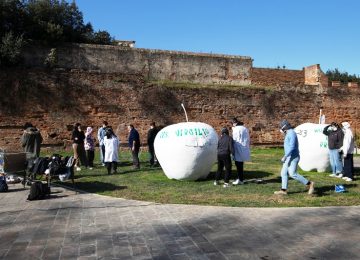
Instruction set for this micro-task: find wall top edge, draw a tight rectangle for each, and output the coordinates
[34,43,253,61]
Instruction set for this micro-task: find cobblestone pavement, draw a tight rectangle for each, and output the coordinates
[0,182,359,260]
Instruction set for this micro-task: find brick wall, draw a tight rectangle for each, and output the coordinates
[251,68,304,86]
[1,68,359,152]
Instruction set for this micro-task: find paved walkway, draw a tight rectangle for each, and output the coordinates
[1,185,359,259]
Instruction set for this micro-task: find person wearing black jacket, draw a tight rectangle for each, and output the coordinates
[214,127,234,188]
[147,122,158,167]
[323,122,344,177]
[128,124,141,169]
[71,123,88,171]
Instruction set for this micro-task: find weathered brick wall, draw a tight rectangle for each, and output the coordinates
[1,68,359,152]
[251,67,304,86]
[23,44,252,86]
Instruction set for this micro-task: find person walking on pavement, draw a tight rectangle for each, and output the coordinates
[231,117,251,185]
[274,119,315,195]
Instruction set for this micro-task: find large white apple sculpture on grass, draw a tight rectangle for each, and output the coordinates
[295,123,330,172]
[154,121,218,180]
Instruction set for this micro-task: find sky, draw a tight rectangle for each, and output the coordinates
[73,0,359,75]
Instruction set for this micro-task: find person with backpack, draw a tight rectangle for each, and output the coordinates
[85,126,96,170]
[104,128,120,175]
[21,122,43,159]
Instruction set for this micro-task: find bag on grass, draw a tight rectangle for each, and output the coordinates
[27,181,50,200]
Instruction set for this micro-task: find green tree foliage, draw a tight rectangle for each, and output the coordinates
[0,0,114,45]
[0,31,25,66]
[326,68,360,84]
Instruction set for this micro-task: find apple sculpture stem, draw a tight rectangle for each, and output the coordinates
[181,103,189,122]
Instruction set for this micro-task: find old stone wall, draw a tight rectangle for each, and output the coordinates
[251,67,304,86]
[23,44,252,86]
[1,69,359,152]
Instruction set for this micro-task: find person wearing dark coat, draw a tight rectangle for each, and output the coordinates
[214,127,234,188]
[147,122,159,167]
[71,123,88,171]
[21,122,43,158]
[128,124,141,169]
[323,122,344,177]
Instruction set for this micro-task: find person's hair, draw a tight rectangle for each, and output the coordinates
[73,122,81,130]
[129,124,134,129]
[150,122,155,127]
[103,121,108,126]
[231,117,238,124]
[23,122,33,129]
[105,127,115,138]
[221,127,229,135]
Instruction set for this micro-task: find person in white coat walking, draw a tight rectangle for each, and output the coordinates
[104,128,120,175]
[231,118,251,185]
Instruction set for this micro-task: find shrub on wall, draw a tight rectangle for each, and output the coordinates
[0,31,25,66]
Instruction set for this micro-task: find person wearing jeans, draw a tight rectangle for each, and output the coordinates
[274,119,315,195]
[323,122,344,177]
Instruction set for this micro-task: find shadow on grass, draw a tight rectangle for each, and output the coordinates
[316,183,357,197]
[202,170,273,182]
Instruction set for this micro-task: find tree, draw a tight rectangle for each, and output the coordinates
[0,31,25,66]
[326,68,360,84]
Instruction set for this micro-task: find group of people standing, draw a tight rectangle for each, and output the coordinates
[71,121,157,175]
[323,121,355,181]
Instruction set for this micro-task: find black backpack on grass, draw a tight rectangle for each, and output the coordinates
[27,181,50,201]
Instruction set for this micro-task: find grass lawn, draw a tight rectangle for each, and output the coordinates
[55,148,360,207]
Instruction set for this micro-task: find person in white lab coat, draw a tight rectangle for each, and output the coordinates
[340,122,355,181]
[231,118,251,185]
[104,128,120,175]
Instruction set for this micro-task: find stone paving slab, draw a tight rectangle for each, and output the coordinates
[0,183,359,260]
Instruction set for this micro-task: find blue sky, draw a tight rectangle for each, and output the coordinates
[74,0,359,75]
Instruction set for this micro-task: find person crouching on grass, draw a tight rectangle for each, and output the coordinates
[274,119,315,195]
[214,127,234,188]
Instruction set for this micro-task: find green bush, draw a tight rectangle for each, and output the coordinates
[0,31,25,66]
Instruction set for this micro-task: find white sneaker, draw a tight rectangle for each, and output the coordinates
[232,179,244,185]
[214,181,219,186]
[329,173,337,177]
[344,177,353,182]
[76,167,81,171]
[88,167,93,170]
[223,183,230,188]
[336,173,343,178]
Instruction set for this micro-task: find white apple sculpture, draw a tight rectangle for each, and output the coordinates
[295,123,330,172]
[154,122,218,180]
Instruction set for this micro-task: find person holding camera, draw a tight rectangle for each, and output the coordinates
[323,122,344,177]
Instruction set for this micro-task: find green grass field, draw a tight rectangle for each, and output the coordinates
[54,148,360,207]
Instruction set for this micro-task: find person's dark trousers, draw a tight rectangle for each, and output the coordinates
[215,154,232,183]
[235,161,244,181]
[132,147,140,169]
[101,144,105,164]
[86,150,95,167]
[343,154,354,179]
[106,161,118,174]
[77,144,88,167]
[148,144,155,166]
